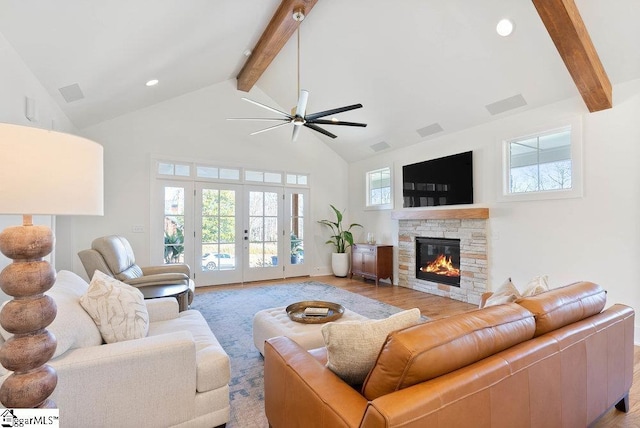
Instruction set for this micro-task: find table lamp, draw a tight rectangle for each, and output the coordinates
[0,123,103,408]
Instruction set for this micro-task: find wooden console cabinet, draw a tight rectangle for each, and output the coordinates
[350,244,393,285]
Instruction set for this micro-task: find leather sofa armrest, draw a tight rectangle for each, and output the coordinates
[146,297,180,322]
[264,336,368,428]
[124,272,189,286]
[142,264,191,277]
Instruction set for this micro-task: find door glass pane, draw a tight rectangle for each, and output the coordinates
[202,188,236,271]
[249,192,263,216]
[164,187,185,264]
[265,192,278,216]
[249,190,279,268]
[290,193,304,265]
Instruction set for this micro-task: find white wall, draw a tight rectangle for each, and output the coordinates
[56,79,350,279]
[349,79,640,341]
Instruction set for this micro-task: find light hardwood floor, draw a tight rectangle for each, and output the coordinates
[197,275,639,426]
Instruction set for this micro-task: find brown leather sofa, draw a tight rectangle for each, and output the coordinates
[264,282,634,427]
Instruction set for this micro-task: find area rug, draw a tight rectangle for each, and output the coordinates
[191,281,404,427]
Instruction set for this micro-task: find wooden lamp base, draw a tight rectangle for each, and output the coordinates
[0,215,57,408]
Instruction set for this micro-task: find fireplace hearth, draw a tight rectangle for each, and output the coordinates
[415,237,461,287]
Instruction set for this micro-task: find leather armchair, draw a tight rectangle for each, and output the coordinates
[78,235,194,304]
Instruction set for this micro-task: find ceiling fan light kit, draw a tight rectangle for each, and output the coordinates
[230,3,367,141]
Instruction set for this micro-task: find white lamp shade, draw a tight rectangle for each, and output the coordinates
[0,123,103,216]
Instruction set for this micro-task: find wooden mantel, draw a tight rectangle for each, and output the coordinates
[391,207,489,220]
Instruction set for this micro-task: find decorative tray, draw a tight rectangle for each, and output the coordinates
[286,300,345,324]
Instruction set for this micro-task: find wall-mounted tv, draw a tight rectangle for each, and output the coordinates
[402,151,473,208]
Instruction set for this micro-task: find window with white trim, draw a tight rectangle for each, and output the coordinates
[500,119,583,202]
[366,167,392,209]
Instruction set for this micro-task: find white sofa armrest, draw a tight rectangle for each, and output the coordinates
[146,297,179,322]
[49,331,197,428]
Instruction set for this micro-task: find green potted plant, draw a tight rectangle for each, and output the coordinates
[290,233,304,264]
[318,205,362,277]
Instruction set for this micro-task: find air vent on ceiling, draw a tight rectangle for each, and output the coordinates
[370,141,390,152]
[485,94,527,115]
[416,123,444,138]
[58,83,85,103]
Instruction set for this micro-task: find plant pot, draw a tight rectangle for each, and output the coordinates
[331,253,350,277]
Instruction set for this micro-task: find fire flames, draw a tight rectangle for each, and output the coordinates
[420,254,460,277]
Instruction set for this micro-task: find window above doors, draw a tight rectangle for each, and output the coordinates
[155,159,309,188]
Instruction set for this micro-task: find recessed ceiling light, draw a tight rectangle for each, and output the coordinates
[496,18,514,37]
[146,79,159,87]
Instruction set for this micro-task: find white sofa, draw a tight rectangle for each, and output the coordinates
[0,270,230,428]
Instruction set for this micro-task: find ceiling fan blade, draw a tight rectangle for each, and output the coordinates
[305,104,363,121]
[249,122,291,136]
[242,97,292,118]
[227,118,290,122]
[292,124,302,142]
[308,119,367,127]
[304,123,337,139]
[295,90,309,117]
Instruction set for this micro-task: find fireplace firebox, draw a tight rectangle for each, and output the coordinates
[415,237,461,287]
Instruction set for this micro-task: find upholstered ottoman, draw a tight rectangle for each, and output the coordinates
[253,306,369,355]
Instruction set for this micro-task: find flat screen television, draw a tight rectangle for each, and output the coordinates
[402,151,473,208]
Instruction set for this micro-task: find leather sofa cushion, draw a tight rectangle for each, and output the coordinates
[516,281,606,337]
[362,303,535,400]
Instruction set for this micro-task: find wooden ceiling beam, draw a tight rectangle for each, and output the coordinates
[532,0,612,112]
[237,0,319,92]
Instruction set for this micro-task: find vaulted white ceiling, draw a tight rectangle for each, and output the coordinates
[1,0,638,162]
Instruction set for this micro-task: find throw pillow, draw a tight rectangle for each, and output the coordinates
[80,271,149,343]
[484,277,521,307]
[321,308,422,385]
[521,275,549,297]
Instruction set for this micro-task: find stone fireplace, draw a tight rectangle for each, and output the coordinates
[393,208,488,305]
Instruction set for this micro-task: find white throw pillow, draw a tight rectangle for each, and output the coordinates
[521,275,550,297]
[80,271,149,344]
[322,308,422,385]
[484,277,521,307]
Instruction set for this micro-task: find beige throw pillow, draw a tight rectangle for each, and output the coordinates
[484,277,521,307]
[80,271,149,344]
[521,275,549,297]
[321,308,422,385]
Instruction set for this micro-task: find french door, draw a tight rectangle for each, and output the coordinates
[242,186,284,282]
[156,180,309,286]
[195,182,243,285]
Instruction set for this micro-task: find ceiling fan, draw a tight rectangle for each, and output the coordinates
[228,7,367,142]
